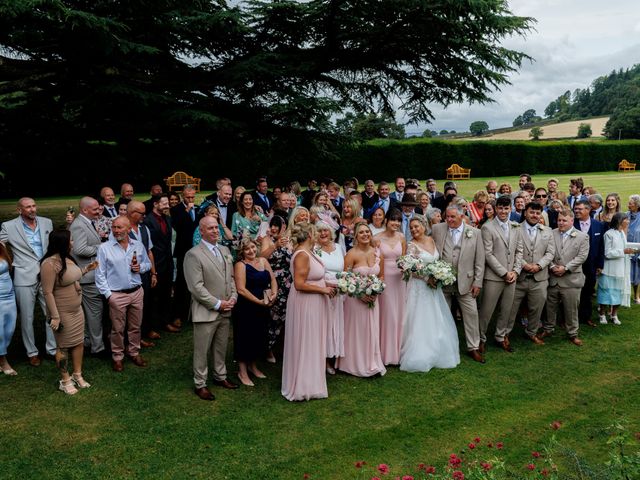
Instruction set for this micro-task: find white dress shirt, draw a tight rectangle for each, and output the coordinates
[496,218,510,240]
[448,224,464,245]
[95,237,151,298]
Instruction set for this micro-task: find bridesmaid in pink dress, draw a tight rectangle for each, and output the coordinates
[281,223,337,401]
[336,223,387,377]
[375,209,407,365]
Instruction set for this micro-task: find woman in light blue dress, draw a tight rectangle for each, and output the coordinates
[0,242,17,375]
[626,195,640,302]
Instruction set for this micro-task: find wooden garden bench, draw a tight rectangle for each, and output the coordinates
[618,159,636,172]
[446,163,471,180]
[164,171,201,192]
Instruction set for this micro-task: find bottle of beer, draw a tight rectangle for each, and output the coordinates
[131,251,138,266]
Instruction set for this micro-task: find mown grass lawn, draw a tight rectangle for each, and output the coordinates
[1,170,639,479]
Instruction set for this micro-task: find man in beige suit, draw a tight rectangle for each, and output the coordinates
[507,202,555,344]
[184,216,238,401]
[479,196,524,353]
[431,205,486,363]
[542,208,589,346]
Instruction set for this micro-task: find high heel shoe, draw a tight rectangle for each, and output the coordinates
[72,373,91,389]
[249,369,266,379]
[238,373,254,387]
[1,365,17,376]
[59,379,78,395]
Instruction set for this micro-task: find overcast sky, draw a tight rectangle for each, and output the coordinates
[404,0,640,135]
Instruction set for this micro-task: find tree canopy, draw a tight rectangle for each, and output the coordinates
[469,121,489,136]
[0,0,534,154]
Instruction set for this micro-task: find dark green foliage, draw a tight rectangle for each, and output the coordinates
[336,112,405,140]
[604,107,640,139]
[513,115,524,127]
[578,123,593,139]
[470,120,489,136]
[529,126,543,140]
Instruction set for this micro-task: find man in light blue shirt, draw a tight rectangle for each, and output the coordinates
[96,216,151,372]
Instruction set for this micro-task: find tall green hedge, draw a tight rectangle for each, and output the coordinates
[338,139,640,181]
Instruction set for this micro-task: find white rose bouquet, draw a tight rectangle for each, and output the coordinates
[336,271,386,308]
[424,260,457,289]
[396,254,429,282]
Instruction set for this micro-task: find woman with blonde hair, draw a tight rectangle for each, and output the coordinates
[598,193,621,225]
[287,206,310,231]
[498,183,512,197]
[468,190,489,227]
[336,222,386,377]
[282,222,336,401]
[234,237,278,386]
[340,198,365,251]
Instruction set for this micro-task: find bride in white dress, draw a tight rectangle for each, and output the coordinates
[400,215,460,372]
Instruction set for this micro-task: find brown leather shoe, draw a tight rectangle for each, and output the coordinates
[212,378,239,389]
[140,339,155,348]
[165,324,181,333]
[112,360,124,372]
[129,355,148,367]
[194,387,215,401]
[538,330,553,339]
[530,335,545,345]
[468,350,485,364]
[478,341,486,354]
[495,339,514,353]
[569,337,583,346]
[28,356,41,367]
[148,330,161,340]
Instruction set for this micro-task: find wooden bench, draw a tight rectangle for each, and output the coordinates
[164,171,201,192]
[446,163,471,180]
[618,159,636,172]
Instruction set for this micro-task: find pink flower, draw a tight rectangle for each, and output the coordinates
[551,421,562,430]
[473,437,481,444]
[481,462,492,471]
[496,442,504,450]
[417,463,425,471]
[402,476,414,480]
[541,469,549,477]
[452,471,465,480]
[526,464,535,471]
[378,464,390,475]
[532,451,541,458]
[355,461,366,469]
[425,466,436,474]
[467,443,476,450]
[371,477,381,480]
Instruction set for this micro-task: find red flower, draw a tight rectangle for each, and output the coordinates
[481,462,492,471]
[496,442,504,450]
[378,464,390,475]
[425,466,436,474]
[371,477,381,480]
[551,421,562,430]
[526,464,535,471]
[448,455,462,467]
[532,451,541,458]
[541,469,550,477]
[303,475,310,479]
[468,443,476,450]
[355,461,366,469]
[452,471,465,480]
[473,437,481,444]
[417,463,425,471]
[402,476,414,480]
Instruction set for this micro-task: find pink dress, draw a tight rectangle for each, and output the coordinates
[378,238,406,365]
[336,251,387,377]
[281,250,329,401]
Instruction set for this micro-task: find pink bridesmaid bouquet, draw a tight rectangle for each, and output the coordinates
[335,271,386,308]
[396,254,429,282]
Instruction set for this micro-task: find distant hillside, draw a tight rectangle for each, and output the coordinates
[463,116,609,141]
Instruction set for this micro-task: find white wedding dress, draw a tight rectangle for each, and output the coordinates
[399,243,461,372]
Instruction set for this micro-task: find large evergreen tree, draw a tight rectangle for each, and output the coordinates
[0,0,533,150]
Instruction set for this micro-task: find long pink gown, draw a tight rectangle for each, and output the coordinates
[281,250,329,401]
[336,251,387,377]
[378,238,406,365]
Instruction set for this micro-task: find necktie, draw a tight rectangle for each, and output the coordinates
[109,207,116,217]
[190,208,195,221]
[398,192,403,202]
[450,229,458,245]
[501,223,509,241]
[581,221,588,233]
[91,220,98,232]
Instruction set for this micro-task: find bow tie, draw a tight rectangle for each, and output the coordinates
[218,203,227,208]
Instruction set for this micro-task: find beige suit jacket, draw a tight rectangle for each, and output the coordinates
[518,223,555,282]
[183,242,237,323]
[481,219,524,281]
[432,222,485,295]
[548,228,589,288]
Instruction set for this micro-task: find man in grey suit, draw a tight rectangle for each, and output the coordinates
[507,202,555,344]
[431,205,486,363]
[70,197,106,355]
[184,216,238,401]
[541,208,589,346]
[0,197,55,364]
[478,196,524,353]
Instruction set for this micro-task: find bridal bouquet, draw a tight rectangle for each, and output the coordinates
[396,254,429,282]
[335,271,386,308]
[424,260,457,289]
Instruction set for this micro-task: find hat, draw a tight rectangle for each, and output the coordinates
[400,193,418,207]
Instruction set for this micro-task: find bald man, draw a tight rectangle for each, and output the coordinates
[70,196,107,355]
[0,197,55,364]
[95,216,152,372]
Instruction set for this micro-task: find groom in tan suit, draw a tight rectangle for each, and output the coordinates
[508,202,555,344]
[432,205,486,363]
[478,196,524,353]
[542,209,589,346]
[184,216,238,401]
